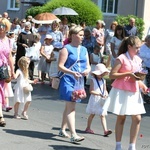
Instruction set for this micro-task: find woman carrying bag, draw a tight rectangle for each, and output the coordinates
[15,22,36,80]
[0,17,15,126]
[58,25,91,143]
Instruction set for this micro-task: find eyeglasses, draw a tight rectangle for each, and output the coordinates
[0,24,6,28]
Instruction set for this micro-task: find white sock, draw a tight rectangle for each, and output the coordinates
[128,143,136,150]
[115,142,122,150]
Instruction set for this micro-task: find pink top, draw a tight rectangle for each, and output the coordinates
[63,38,71,45]
[0,37,11,66]
[0,37,11,105]
[92,28,104,45]
[112,54,142,92]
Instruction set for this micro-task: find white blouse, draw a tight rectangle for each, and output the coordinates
[139,44,150,68]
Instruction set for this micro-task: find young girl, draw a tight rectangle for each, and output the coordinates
[85,63,112,136]
[13,56,37,119]
[33,33,41,80]
[102,36,148,150]
[49,47,60,84]
[86,45,103,85]
[38,34,54,84]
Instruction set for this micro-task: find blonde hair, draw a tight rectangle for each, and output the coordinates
[69,25,83,36]
[110,21,118,29]
[34,33,41,41]
[17,56,29,79]
[0,17,11,32]
[51,20,60,29]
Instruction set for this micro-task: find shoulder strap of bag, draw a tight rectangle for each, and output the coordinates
[59,45,80,78]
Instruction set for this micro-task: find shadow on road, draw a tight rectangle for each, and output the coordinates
[3,129,67,143]
[49,145,100,150]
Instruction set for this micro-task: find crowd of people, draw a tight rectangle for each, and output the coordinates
[0,11,150,150]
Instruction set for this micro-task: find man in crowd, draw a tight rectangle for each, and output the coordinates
[124,18,137,37]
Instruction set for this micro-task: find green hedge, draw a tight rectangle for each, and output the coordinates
[115,15,144,39]
[26,0,103,26]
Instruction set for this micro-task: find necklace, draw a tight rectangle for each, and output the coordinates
[126,51,141,72]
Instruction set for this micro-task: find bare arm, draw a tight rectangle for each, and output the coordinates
[8,51,15,78]
[40,46,49,59]
[89,79,105,97]
[81,52,91,77]
[90,53,97,64]
[109,59,140,80]
[111,42,117,58]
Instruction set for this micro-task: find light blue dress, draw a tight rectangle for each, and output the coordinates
[59,44,88,101]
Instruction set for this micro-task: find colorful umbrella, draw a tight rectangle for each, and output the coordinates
[32,13,60,24]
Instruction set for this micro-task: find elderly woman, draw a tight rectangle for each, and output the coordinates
[0,17,14,126]
[38,24,51,44]
[92,20,105,55]
[58,25,91,142]
[15,22,36,80]
[139,35,150,103]
[47,20,63,49]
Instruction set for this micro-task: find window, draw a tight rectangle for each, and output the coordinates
[7,0,20,10]
[98,0,118,14]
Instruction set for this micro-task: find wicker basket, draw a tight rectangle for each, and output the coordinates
[134,72,146,80]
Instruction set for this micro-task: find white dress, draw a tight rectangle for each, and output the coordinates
[49,51,59,77]
[13,69,32,103]
[102,87,146,115]
[38,44,54,73]
[34,41,41,68]
[105,29,114,55]
[86,78,107,115]
[86,53,102,85]
[110,37,122,67]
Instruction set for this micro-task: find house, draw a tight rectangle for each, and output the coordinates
[0,0,149,38]
[93,0,150,38]
[0,0,48,20]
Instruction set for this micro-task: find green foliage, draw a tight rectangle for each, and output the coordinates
[26,6,43,18]
[26,0,103,26]
[115,15,144,39]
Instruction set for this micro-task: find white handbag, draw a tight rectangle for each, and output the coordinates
[51,77,60,90]
[25,46,40,61]
[51,46,81,90]
[23,82,33,94]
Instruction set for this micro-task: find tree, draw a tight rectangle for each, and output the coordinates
[26,0,103,26]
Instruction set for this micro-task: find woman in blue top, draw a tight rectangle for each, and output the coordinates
[58,25,91,143]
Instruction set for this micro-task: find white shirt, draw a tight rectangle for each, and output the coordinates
[139,44,150,68]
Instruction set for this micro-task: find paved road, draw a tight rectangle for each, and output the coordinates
[0,80,150,150]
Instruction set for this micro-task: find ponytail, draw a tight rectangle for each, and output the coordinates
[117,37,128,56]
[117,36,141,56]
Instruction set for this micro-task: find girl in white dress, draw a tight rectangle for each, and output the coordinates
[104,21,118,67]
[85,63,112,136]
[86,45,103,85]
[49,48,59,76]
[110,25,125,67]
[14,56,37,119]
[38,34,54,83]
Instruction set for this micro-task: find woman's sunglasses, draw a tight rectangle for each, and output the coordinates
[0,24,6,28]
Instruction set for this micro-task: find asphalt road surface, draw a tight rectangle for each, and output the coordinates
[0,80,150,150]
